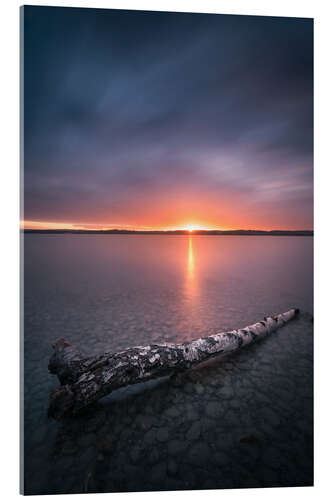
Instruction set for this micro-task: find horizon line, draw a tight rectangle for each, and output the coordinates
[21,220,313,233]
[22,228,314,235]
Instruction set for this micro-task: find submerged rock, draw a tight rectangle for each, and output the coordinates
[186,421,201,441]
[96,436,113,453]
[167,458,178,476]
[187,442,211,466]
[150,462,167,483]
[205,401,221,418]
[156,427,169,443]
[129,446,141,463]
[218,386,234,399]
[168,440,188,456]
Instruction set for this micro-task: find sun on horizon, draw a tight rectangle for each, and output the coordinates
[184,225,201,232]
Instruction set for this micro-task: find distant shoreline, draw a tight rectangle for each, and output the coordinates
[23,229,313,236]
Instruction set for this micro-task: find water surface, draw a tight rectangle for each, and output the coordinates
[23,235,313,494]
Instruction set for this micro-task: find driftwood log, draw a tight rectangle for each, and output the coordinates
[48,308,299,419]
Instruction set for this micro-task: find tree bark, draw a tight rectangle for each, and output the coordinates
[48,308,299,419]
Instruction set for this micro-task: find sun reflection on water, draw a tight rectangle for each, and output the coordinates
[188,236,194,277]
[186,235,197,299]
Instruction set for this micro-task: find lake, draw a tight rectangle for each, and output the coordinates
[23,235,313,494]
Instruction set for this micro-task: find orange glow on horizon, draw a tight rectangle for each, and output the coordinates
[20,219,308,232]
[21,170,313,233]
[21,219,233,231]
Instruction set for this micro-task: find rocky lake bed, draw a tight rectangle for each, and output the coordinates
[24,313,313,494]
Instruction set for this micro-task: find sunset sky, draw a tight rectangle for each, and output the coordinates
[23,7,313,231]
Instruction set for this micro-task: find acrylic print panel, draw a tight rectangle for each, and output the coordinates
[21,5,313,495]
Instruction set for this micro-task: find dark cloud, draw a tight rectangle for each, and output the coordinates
[23,6,313,229]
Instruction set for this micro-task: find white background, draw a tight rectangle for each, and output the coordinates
[0,0,332,499]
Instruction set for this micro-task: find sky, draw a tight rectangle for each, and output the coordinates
[22,7,313,231]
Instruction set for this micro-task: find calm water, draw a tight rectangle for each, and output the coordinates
[23,235,313,494]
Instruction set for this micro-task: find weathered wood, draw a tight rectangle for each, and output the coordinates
[48,308,299,419]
